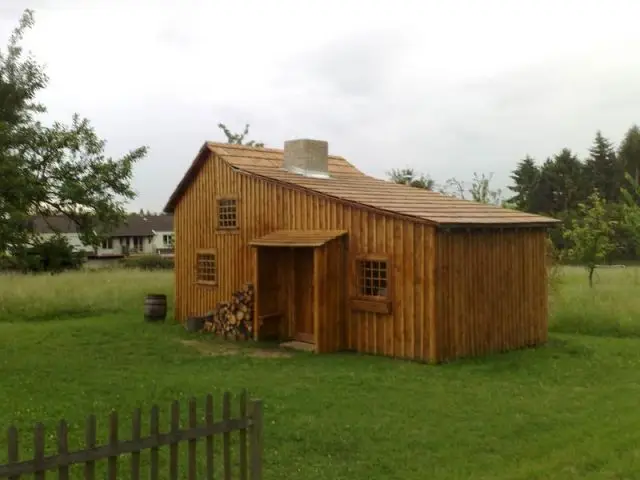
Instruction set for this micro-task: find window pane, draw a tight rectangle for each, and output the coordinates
[357,259,387,297]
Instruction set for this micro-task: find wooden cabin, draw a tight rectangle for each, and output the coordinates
[164,139,559,363]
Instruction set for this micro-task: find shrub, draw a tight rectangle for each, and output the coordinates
[1,235,85,274]
[120,254,174,271]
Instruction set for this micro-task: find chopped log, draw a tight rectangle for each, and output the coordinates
[199,283,254,340]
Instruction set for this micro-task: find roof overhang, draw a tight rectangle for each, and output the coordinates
[163,142,212,213]
[437,220,560,230]
[249,230,348,247]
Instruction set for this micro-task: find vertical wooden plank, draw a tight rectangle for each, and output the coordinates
[7,426,19,480]
[249,400,264,480]
[205,394,215,480]
[426,227,436,362]
[188,398,197,480]
[223,392,232,480]
[393,219,404,357]
[312,248,321,352]
[107,411,118,480]
[130,408,141,480]
[34,423,45,480]
[57,420,70,480]
[150,406,160,480]
[252,247,260,340]
[170,400,180,480]
[404,221,415,359]
[413,225,424,361]
[345,206,355,350]
[84,414,96,480]
[376,216,387,355]
[385,216,395,356]
[239,390,248,480]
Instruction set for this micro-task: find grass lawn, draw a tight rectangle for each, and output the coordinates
[2,266,640,478]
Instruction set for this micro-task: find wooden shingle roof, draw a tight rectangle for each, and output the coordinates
[164,142,559,228]
[249,230,348,247]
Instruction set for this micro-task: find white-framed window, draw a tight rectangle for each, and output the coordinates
[163,234,175,246]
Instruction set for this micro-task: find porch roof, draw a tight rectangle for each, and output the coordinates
[249,230,348,247]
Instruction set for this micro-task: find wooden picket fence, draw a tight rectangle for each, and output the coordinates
[0,390,263,479]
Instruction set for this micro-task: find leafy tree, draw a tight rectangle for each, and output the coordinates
[0,9,148,255]
[562,191,616,287]
[470,172,502,205]
[619,172,640,266]
[217,123,264,147]
[440,177,467,199]
[584,131,623,203]
[388,168,435,190]
[1,235,84,273]
[527,158,558,215]
[548,148,586,212]
[507,155,540,211]
[440,173,501,204]
[619,124,640,184]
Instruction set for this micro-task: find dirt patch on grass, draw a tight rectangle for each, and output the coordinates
[180,339,292,358]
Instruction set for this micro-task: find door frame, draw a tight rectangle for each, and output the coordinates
[252,245,319,345]
[291,247,315,344]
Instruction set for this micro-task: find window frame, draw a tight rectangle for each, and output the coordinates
[351,254,392,314]
[162,233,175,247]
[354,253,391,297]
[216,195,239,232]
[101,238,113,249]
[195,248,218,286]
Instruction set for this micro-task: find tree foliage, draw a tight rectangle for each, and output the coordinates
[506,126,640,262]
[469,172,502,205]
[217,123,264,147]
[387,168,435,190]
[562,191,616,286]
[437,173,502,205]
[619,124,640,184]
[619,172,640,254]
[0,9,148,255]
[585,131,624,203]
[0,235,84,273]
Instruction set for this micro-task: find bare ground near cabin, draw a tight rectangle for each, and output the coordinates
[179,339,293,358]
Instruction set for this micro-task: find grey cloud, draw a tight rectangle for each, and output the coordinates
[275,28,410,99]
[155,25,196,49]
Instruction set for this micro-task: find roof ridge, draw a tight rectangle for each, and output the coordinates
[206,142,347,160]
[164,141,559,227]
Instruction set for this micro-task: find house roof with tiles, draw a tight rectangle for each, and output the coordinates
[31,214,173,236]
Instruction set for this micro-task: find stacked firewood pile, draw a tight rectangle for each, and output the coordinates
[202,283,255,340]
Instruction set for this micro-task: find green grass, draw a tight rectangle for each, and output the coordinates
[550,265,640,337]
[2,267,640,478]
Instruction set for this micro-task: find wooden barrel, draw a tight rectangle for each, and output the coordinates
[144,294,167,322]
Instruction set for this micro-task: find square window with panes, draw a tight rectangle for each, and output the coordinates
[196,252,217,284]
[217,198,237,229]
[357,259,388,298]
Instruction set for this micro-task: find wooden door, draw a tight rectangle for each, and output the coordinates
[293,248,315,343]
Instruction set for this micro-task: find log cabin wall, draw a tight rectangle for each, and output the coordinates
[174,152,437,361]
[313,237,347,353]
[433,228,548,362]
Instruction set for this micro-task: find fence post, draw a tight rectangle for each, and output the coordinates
[7,426,19,480]
[249,400,263,480]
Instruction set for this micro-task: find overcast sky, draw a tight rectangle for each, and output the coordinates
[2,0,640,211]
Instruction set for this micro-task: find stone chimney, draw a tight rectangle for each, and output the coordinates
[282,139,330,178]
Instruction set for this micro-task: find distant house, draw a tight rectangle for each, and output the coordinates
[30,214,175,258]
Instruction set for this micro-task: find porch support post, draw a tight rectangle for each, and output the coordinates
[312,247,321,353]
[252,246,260,341]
